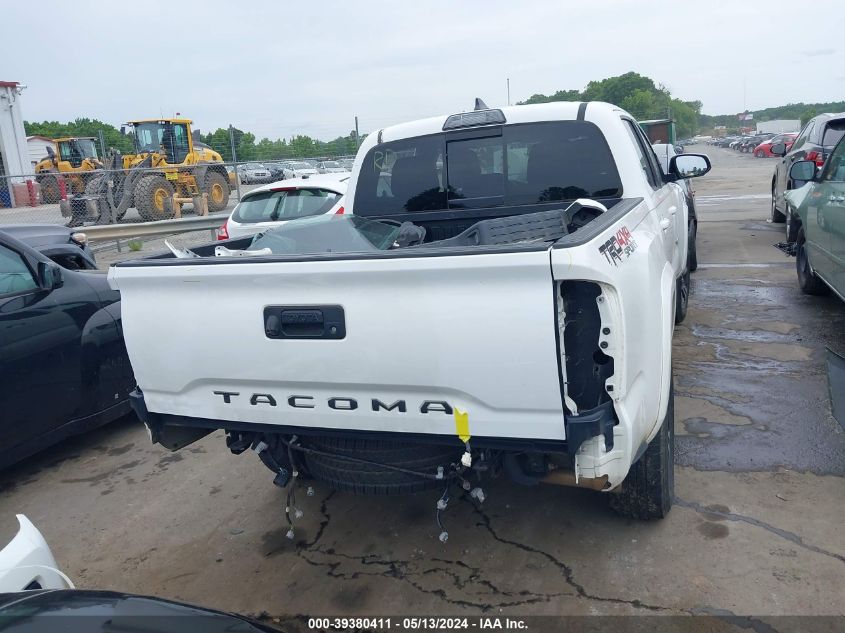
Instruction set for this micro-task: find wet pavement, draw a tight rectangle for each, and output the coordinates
[0,146,843,625]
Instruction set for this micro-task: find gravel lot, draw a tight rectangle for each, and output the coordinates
[1,147,843,627]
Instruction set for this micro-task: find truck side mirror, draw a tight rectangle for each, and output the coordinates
[669,154,712,179]
[770,143,786,156]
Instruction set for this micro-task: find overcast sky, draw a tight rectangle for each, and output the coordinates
[3,0,842,141]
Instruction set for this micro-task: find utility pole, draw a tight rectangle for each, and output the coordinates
[98,130,106,158]
[355,116,360,149]
[507,78,511,106]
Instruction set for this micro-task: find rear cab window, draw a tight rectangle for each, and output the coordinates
[353,121,622,218]
[233,188,341,223]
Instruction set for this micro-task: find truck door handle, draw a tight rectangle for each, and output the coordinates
[660,218,672,231]
[264,305,346,339]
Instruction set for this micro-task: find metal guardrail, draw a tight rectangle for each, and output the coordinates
[83,214,223,242]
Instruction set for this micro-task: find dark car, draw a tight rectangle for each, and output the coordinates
[0,224,96,270]
[0,230,134,469]
[772,112,845,227]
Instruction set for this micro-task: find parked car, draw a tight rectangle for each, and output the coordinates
[0,224,96,270]
[281,161,320,179]
[337,158,355,170]
[771,113,845,224]
[316,160,349,174]
[216,175,348,240]
[754,133,797,158]
[264,162,288,181]
[237,163,272,184]
[783,135,845,298]
[0,230,134,470]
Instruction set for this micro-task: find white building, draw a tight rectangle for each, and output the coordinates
[27,135,53,168]
[756,119,801,134]
[0,81,30,207]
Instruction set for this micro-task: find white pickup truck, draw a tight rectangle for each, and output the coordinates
[109,101,710,520]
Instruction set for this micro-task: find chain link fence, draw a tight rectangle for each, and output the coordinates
[1,124,355,267]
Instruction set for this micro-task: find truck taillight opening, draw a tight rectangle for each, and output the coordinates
[216,222,229,240]
[558,281,615,415]
[335,206,345,215]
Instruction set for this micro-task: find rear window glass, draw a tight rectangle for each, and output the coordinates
[353,121,622,216]
[822,121,845,147]
[233,188,341,223]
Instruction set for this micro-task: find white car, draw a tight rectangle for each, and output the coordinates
[237,163,272,184]
[316,160,349,174]
[0,515,74,592]
[282,161,319,179]
[217,175,348,240]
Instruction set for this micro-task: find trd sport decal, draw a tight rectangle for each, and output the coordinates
[598,226,637,266]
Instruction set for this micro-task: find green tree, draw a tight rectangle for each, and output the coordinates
[800,108,817,127]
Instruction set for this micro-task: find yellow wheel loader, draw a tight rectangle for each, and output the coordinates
[34,138,102,203]
[77,119,233,224]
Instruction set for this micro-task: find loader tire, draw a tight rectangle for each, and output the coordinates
[610,377,674,520]
[136,175,176,222]
[204,171,230,213]
[83,176,115,224]
[302,436,463,495]
[39,174,63,204]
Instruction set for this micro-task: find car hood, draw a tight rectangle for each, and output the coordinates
[0,589,278,632]
[0,224,74,248]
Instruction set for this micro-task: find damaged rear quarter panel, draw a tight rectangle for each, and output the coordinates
[551,199,674,470]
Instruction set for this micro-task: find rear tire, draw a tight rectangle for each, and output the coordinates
[796,229,830,296]
[135,175,176,221]
[302,436,463,495]
[204,171,230,213]
[610,377,674,520]
[755,150,765,158]
[687,219,698,272]
[771,185,786,223]
[674,269,690,324]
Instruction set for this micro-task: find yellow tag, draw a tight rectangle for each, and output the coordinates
[454,408,470,444]
[165,172,178,181]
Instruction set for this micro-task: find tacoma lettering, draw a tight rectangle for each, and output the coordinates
[213,391,452,414]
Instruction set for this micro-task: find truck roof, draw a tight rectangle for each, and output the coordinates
[374,101,623,145]
[127,119,193,125]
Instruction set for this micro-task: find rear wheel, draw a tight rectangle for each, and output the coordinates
[135,175,176,221]
[796,229,830,296]
[771,185,786,223]
[755,150,765,158]
[610,376,674,520]
[687,219,698,272]
[302,436,463,495]
[674,269,690,324]
[204,171,230,213]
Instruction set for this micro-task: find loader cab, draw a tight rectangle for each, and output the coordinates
[55,138,98,168]
[128,119,193,165]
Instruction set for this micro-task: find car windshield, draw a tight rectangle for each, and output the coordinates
[232,188,342,223]
[290,162,314,169]
[248,215,401,255]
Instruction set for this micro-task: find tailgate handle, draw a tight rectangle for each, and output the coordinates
[264,305,345,340]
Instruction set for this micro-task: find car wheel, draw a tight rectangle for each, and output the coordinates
[610,374,674,520]
[688,219,698,272]
[785,208,800,244]
[755,150,765,158]
[771,186,786,223]
[674,269,690,325]
[796,229,830,296]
